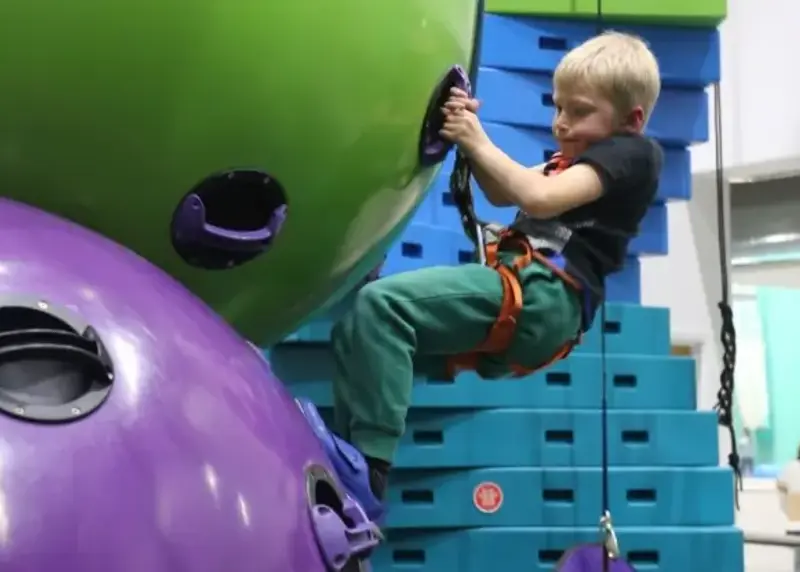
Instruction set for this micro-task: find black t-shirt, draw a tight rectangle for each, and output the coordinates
[555,134,662,323]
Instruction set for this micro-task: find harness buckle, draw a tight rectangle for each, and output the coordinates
[493,313,517,341]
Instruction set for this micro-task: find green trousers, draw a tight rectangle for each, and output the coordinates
[330,256,582,463]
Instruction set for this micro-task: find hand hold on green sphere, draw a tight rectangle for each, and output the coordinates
[0,0,480,344]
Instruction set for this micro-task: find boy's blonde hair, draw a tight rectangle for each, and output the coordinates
[553,31,661,123]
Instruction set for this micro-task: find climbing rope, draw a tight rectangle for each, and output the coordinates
[589,4,622,571]
[449,0,486,263]
[448,0,622,567]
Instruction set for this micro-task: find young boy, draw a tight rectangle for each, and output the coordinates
[298,31,663,525]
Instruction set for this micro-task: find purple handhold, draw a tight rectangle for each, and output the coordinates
[310,494,382,572]
[421,64,473,161]
[267,204,288,237]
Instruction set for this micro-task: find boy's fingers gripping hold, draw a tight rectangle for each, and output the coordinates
[449,87,480,112]
[444,99,467,114]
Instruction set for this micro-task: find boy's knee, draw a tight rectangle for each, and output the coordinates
[352,281,393,317]
[331,282,393,344]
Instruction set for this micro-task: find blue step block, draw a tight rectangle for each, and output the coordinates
[480,16,721,88]
[477,68,709,145]
[575,303,670,355]
[427,129,690,218]
[277,403,718,468]
[393,409,719,468]
[431,176,511,233]
[373,527,744,572]
[633,203,667,255]
[410,190,436,226]
[382,223,459,274]
[606,256,641,303]
[386,467,733,528]
[276,345,695,410]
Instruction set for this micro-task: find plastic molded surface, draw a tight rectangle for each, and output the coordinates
[281,406,719,469]
[374,527,744,572]
[478,69,709,145]
[384,467,734,528]
[274,346,696,411]
[481,16,721,87]
[0,199,334,572]
[484,0,727,25]
[0,0,479,344]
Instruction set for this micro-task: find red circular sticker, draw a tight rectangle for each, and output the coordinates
[473,481,503,514]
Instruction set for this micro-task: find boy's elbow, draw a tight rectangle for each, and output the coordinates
[486,194,513,207]
[519,195,558,219]
[515,175,561,218]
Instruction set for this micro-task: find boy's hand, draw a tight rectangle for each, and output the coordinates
[440,88,489,155]
[443,87,481,113]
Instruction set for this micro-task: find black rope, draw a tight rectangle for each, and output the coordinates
[450,0,486,259]
[591,4,615,572]
[711,81,741,507]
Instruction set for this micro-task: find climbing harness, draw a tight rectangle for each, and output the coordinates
[446,0,587,380]
[445,155,586,379]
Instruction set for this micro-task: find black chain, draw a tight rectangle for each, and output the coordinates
[711,80,741,507]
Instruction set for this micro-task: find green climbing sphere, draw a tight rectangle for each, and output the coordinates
[0,0,479,344]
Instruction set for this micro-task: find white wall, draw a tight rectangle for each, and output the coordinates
[734,261,800,289]
[640,0,800,462]
[641,176,726,425]
[691,0,800,172]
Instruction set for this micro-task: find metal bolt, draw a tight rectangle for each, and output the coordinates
[71,407,81,416]
[13,407,24,415]
[37,301,48,310]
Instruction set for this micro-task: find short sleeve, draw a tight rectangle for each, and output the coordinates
[573,135,663,199]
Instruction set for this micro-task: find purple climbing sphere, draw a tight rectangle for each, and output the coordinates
[0,199,338,572]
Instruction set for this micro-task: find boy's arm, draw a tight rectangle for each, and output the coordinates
[468,143,604,219]
[468,136,660,219]
[471,161,547,207]
[470,162,513,206]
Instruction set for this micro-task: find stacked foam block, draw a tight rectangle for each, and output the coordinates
[276,1,746,570]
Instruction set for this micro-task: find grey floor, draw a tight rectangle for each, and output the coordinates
[741,480,795,572]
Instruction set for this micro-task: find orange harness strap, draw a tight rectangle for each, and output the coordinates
[445,152,583,379]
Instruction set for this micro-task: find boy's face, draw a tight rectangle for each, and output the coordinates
[551,85,644,158]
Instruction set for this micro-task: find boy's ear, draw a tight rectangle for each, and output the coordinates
[624,106,646,132]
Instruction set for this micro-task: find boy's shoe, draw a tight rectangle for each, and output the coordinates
[296,398,386,524]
